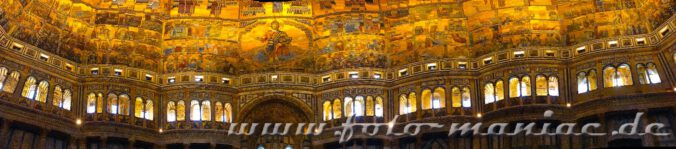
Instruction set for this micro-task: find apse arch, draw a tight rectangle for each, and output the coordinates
[237,94,314,123]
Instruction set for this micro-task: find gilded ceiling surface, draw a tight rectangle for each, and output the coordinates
[0,0,672,74]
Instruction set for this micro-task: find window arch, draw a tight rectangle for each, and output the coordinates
[344,97,354,116]
[177,100,185,121]
[536,75,548,96]
[21,77,37,99]
[201,100,211,121]
[509,76,530,98]
[548,76,559,96]
[108,94,119,114]
[588,70,598,91]
[119,95,129,115]
[451,87,461,108]
[637,63,661,84]
[145,100,153,120]
[484,83,495,104]
[191,100,201,121]
[421,89,433,109]
[375,97,383,117]
[433,88,446,109]
[495,80,504,101]
[63,90,71,110]
[408,93,417,113]
[354,96,364,116]
[578,70,598,94]
[0,67,7,90]
[97,93,104,113]
[323,101,332,121]
[461,87,472,108]
[332,99,342,119]
[135,97,144,118]
[87,93,96,113]
[167,101,176,122]
[509,78,520,97]
[2,71,20,93]
[53,86,63,107]
[577,72,589,93]
[35,81,49,102]
[521,76,531,96]
[365,96,374,116]
[604,64,633,87]
[343,96,365,117]
[215,102,224,122]
[224,103,232,122]
[399,94,409,115]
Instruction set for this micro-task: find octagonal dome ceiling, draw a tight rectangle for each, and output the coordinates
[0,0,672,74]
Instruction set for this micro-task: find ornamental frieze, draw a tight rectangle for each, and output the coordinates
[507,66,530,75]
[535,67,558,74]
[450,79,470,86]
[398,86,415,94]
[1,59,23,70]
[601,56,629,66]
[634,55,655,63]
[577,62,596,70]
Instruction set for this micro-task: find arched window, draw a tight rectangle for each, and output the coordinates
[354,96,364,116]
[191,100,201,121]
[451,87,461,108]
[604,66,618,87]
[509,77,520,97]
[637,63,661,84]
[167,101,176,122]
[375,97,383,117]
[399,95,409,115]
[96,93,104,113]
[332,99,342,119]
[108,94,119,114]
[145,100,153,120]
[0,67,7,89]
[604,64,633,87]
[343,96,364,117]
[548,76,559,96]
[224,103,232,122]
[421,89,433,110]
[408,93,417,113]
[35,81,49,102]
[135,97,144,118]
[87,93,96,113]
[520,76,531,96]
[496,80,504,100]
[536,75,548,96]
[578,70,597,94]
[462,87,472,108]
[2,71,20,93]
[484,83,495,104]
[365,96,374,116]
[323,101,332,121]
[21,77,37,99]
[578,72,589,93]
[588,70,598,91]
[53,86,63,107]
[344,97,353,116]
[433,88,446,109]
[119,95,129,115]
[177,100,185,121]
[215,102,224,122]
[617,64,633,86]
[201,100,211,121]
[63,90,71,110]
